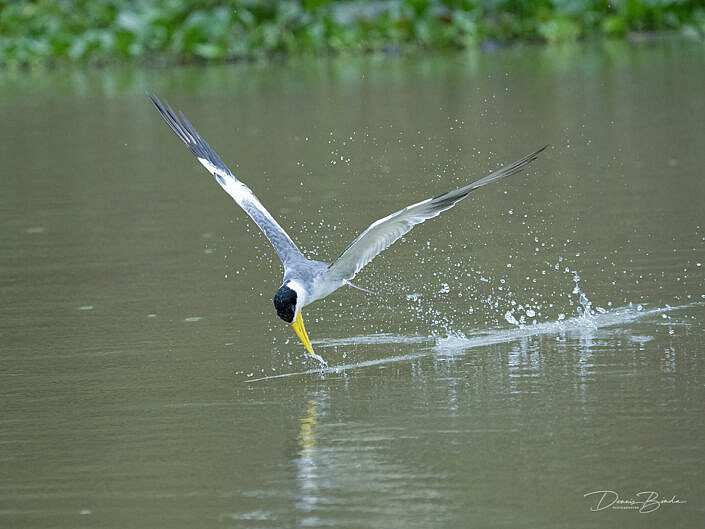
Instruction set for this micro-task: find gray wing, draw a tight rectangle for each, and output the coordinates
[324,146,547,282]
[150,95,304,268]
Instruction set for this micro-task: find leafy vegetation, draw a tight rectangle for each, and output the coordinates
[1,0,703,67]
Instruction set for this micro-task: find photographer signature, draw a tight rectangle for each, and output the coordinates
[584,490,687,513]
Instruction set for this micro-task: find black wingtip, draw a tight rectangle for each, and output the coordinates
[148,93,166,114]
[148,94,232,176]
[528,144,549,163]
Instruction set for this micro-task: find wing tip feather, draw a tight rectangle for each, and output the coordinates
[325,144,549,281]
[149,93,232,178]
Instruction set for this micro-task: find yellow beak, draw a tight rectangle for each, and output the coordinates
[291,309,315,357]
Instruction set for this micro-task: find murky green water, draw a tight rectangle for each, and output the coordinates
[2,39,704,528]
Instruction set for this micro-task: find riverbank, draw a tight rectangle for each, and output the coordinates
[2,0,703,68]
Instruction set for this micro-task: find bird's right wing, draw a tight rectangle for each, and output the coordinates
[150,95,304,268]
[323,146,547,282]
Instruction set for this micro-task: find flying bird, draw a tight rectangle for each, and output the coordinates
[150,95,546,363]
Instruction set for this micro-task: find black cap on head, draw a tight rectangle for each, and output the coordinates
[273,285,297,323]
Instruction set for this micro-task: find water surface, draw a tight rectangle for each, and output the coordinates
[1,39,704,527]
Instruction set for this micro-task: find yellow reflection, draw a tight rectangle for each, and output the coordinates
[296,397,320,512]
[299,399,317,451]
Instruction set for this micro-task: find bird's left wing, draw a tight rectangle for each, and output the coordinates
[150,95,304,268]
[323,146,547,282]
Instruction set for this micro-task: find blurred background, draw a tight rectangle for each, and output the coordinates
[1,0,704,67]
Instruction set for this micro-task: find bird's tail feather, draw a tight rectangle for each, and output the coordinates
[345,280,377,295]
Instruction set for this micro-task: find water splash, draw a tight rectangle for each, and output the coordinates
[503,270,605,330]
[313,333,428,347]
[504,310,520,326]
[435,301,694,354]
[244,301,701,383]
[570,270,607,324]
[572,271,593,322]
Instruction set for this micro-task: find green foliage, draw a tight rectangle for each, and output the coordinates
[0,0,702,67]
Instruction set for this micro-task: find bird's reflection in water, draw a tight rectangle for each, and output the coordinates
[295,390,327,514]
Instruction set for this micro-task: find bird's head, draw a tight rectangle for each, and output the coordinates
[273,283,297,323]
[273,281,314,357]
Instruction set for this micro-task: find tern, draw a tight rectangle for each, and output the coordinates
[150,95,546,363]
